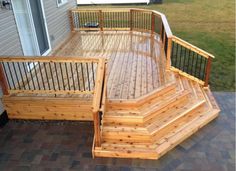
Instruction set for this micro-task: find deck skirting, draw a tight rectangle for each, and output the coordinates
[3,96,93,121]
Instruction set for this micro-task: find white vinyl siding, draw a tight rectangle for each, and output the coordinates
[57,0,68,7]
[43,0,75,49]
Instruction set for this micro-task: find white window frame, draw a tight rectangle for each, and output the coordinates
[57,0,68,7]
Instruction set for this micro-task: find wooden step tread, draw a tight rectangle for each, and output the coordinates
[202,87,220,110]
[102,125,147,133]
[95,108,219,159]
[155,108,219,158]
[104,89,188,117]
[145,99,206,133]
[107,81,177,110]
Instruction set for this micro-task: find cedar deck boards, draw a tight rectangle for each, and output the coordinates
[2,30,220,160]
[52,31,167,100]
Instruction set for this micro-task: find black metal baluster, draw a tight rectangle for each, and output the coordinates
[59,63,65,90]
[22,62,30,90]
[171,42,175,66]
[190,52,195,76]
[54,63,60,90]
[80,63,85,91]
[173,43,178,67]
[2,62,11,89]
[198,55,203,80]
[183,48,187,72]
[75,63,81,90]
[91,62,95,88]
[86,63,91,91]
[13,63,20,89]
[49,63,56,90]
[33,62,41,90]
[28,62,36,90]
[179,46,183,70]
[202,59,207,81]
[65,63,70,90]
[70,63,76,91]
[194,54,199,77]
[186,48,191,74]
[38,62,46,90]
[43,63,50,90]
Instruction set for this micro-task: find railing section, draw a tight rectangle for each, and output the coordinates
[0,57,99,95]
[170,36,214,86]
[70,8,213,86]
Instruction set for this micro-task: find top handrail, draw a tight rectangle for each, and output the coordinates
[0,56,102,63]
[172,36,215,59]
[70,7,173,37]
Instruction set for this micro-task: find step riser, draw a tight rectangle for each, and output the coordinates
[143,91,190,123]
[107,83,176,110]
[103,117,143,125]
[102,133,152,143]
[94,149,158,159]
[103,91,189,126]
[151,102,206,142]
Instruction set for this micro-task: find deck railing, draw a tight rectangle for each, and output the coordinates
[70,8,213,87]
[170,36,214,86]
[0,57,102,95]
[0,56,107,147]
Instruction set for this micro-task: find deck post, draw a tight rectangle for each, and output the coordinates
[130,9,133,31]
[151,12,155,34]
[204,57,212,87]
[0,63,9,95]
[99,10,103,31]
[69,10,75,31]
[166,37,172,70]
[160,22,164,41]
[93,111,101,147]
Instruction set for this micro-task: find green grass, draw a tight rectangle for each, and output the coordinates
[79,0,235,91]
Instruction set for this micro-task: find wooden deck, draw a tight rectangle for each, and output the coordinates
[52,31,168,100]
[0,8,220,160]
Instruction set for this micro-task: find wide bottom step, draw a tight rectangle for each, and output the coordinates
[94,109,219,159]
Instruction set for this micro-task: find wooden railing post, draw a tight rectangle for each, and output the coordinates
[151,12,155,34]
[93,111,101,147]
[69,10,75,31]
[99,10,103,31]
[130,9,133,31]
[204,57,212,87]
[166,37,172,70]
[0,63,9,95]
[92,59,106,147]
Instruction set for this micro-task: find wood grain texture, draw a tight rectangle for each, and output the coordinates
[3,96,93,121]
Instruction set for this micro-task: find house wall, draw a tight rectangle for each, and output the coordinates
[0,8,23,114]
[43,0,76,49]
[0,0,76,114]
[0,8,23,56]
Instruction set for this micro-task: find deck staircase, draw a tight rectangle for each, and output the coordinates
[94,71,220,159]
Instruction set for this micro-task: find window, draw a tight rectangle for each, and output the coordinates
[57,0,68,7]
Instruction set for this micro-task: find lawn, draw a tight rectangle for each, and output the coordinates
[78,0,235,91]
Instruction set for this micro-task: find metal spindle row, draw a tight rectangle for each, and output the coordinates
[1,61,97,92]
[103,11,130,29]
[72,10,157,31]
[132,11,152,30]
[171,42,207,81]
